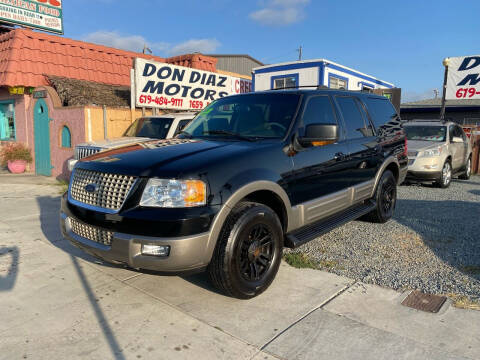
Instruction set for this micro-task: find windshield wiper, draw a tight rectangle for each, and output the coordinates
[203,130,256,142]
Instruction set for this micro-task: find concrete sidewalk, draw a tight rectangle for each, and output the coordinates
[0,181,479,360]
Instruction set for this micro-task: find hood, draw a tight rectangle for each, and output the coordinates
[77,138,232,176]
[77,137,152,149]
[407,140,444,152]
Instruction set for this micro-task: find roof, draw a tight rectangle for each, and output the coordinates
[0,29,217,88]
[47,75,130,107]
[252,58,394,88]
[206,54,264,66]
[401,98,480,108]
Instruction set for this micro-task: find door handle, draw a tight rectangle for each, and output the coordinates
[334,152,346,161]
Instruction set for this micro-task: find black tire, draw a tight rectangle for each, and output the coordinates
[207,201,283,299]
[362,170,397,223]
[459,156,472,180]
[437,160,452,188]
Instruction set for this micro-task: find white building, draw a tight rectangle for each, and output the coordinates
[252,59,394,92]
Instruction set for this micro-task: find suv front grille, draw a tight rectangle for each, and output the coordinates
[70,169,137,211]
[69,217,113,246]
[407,151,418,157]
[75,146,102,160]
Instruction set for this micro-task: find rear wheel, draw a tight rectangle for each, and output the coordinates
[437,161,452,188]
[459,156,472,180]
[362,170,397,223]
[207,201,283,299]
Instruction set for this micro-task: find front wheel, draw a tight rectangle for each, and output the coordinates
[207,201,283,299]
[362,170,397,223]
[459,156,472,180]
[437,161,452,188]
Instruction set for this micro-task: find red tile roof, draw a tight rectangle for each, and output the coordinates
[0,29,218,88]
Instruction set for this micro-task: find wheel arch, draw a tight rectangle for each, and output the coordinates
[371,156,400,197]
[204,181,293,264]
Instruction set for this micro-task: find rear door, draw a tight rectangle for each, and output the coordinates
[334,96,380,195]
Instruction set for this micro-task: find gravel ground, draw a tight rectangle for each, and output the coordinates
[289,175,480,303]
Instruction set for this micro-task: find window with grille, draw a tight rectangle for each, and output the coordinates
[329,75,348,90]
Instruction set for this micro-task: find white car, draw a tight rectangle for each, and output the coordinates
[68,112,195,171]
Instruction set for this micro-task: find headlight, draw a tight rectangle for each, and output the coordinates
[140,179,206,208]
[419,147,442,157]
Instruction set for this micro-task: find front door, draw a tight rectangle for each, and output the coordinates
[287,95,352,223]
[34,99,51,176]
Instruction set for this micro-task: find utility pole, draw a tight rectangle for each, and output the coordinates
[440,58,450,121]
[297,46,302,61]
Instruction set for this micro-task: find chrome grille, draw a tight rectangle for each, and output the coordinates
[69,217,113,246]
[70,169,137,211]
[75,146,102,160]
[407,151,418,157]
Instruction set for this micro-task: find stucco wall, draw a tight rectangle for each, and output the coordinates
[27,87,86,179]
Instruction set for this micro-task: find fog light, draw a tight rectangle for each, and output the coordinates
[141,244,170,257]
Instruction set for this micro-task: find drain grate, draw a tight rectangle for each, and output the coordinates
[401,290,447,313]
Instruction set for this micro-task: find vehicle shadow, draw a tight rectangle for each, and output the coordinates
[394,198,480,282]
[36,195,126,360]
[0,246,19,292]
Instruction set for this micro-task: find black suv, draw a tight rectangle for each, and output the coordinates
[61,90,407,298]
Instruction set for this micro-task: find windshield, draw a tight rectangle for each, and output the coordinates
[123,117,174,138]
[180,93,300,140]
[405,125,446,142]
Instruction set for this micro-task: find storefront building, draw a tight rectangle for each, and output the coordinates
[0,28,229,178]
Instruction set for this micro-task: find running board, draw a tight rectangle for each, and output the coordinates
[285,201,376,249]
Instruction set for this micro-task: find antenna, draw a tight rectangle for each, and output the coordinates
[297,45,302,61]
[143,44,152,54]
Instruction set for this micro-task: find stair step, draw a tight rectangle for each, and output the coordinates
[285,201,376,249]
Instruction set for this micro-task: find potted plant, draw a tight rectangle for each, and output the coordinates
[0,143,33,174]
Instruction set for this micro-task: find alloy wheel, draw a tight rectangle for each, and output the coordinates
[238,224,274,282]
[443,162,452,186]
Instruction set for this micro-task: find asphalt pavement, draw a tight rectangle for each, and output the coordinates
[0,176,479,360]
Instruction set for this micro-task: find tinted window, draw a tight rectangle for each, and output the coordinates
[302,96,337,127]
[123,117,173,139]
[174,119,192,136]
[336,96,368,139]
[364,97,398,128]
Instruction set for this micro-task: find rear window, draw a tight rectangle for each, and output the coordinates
[123,117,174,139]
[364,97,398,128]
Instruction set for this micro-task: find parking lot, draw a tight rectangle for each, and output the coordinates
[1,174,480,360]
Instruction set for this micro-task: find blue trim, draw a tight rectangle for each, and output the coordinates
[253,61,394,89]
[0,100,16,141]
[358,81,375,89]
[252,75,255,91]
[318,62,325,86]
[270,73,299,89]
[326,63,393,88]
[328,73,349,89]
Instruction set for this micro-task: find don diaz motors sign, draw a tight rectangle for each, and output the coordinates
[446,55,480,100]
[134,58,252,111]
[0,0,63,34]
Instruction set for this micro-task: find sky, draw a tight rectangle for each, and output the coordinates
[62,0,480,102]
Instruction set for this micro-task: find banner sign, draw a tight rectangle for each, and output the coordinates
[134,58,252,110]
[0,0,63,34]
[446,55,480,100]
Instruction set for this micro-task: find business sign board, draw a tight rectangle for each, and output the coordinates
[446,55,480,100]
[134,58,252,110]
[0,0,63,34]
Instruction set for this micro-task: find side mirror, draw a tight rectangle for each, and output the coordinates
[298,123,339,147]
[452,136,463,143]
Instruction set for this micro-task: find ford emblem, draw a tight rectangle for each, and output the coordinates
[85,183,98,193]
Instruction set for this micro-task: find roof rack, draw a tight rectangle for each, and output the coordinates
[407,119,447,124]
[269,85,374,93]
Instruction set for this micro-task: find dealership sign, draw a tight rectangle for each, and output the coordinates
[446,55,480,100]
[134,58,252,110]
[0,0,63,34]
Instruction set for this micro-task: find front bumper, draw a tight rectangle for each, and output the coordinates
[61,211,211,272]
